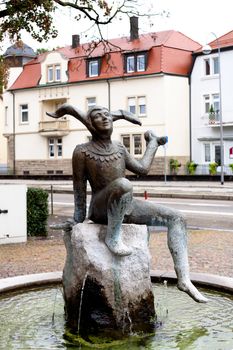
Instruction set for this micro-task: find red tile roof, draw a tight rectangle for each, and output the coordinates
[9,30,200,90]
[195,30,233,53]
[9,62,41,89]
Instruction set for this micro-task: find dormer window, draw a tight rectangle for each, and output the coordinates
[87,59,101,77]
[137,55,146,71]
[127,56,135,73]
[125,52,147,73]
[47,64,61,83]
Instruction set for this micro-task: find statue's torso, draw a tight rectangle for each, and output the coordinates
[77,140,126,192]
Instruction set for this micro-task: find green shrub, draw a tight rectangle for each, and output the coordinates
[27,187,49,236]
[186,161,198,175]
[229,164,233,172]
[209,162,218,175]
[169,158,181,174]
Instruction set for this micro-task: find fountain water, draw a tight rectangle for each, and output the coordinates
[77,271,89,337]
[0,283,233,349]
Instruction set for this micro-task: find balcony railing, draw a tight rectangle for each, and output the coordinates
[39,119,70,136]
[203,114,233,127]
[208,112,220,125]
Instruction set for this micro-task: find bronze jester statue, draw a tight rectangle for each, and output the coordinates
[47,104,207,303]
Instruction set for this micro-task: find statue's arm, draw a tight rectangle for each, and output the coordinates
[72,147,87,223]
[125,131,167,175]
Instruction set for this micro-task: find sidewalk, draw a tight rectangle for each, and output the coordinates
[0,220,233,280]
[0,181,232,288]
[0,179,233,200]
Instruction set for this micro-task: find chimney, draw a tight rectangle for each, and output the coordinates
[72,34,80,49]
[130,16,139,41]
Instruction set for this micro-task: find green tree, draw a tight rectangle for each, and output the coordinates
[0,55,9,94]
[36,48,50,55]
[0,1,161,43]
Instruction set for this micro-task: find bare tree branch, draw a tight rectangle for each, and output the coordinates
[0,1,162,45]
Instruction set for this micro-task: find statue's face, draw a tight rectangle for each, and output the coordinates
[90,108,113,133]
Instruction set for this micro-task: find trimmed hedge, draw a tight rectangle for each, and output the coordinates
[27,187,49,236]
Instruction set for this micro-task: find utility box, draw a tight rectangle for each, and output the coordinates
[0,185,27,244]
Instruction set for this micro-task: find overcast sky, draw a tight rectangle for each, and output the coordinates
[2,0,233,52]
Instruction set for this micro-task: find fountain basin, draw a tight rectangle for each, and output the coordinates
[0,272,233,349]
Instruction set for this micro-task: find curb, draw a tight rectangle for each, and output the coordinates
[1,271,233,295]
[49,188,233,201]
[0,271,62,294]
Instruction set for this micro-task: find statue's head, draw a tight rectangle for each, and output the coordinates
[87,106,113,138]
[47,103,141,141]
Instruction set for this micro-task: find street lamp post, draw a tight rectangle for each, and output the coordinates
[202,32,224,185]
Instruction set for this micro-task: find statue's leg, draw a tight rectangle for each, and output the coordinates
[89,178,133,256]
[125,199,208,303]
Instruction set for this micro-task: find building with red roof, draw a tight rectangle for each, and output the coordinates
[3,18,201,175]
[191,30,233,175]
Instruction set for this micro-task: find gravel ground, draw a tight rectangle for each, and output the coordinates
[0,215,232,279]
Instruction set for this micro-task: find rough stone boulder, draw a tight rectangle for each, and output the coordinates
[63,223,156,338]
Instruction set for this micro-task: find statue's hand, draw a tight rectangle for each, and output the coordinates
[157,136,168,146]
[144,130,158,144]
[144,131,168,146]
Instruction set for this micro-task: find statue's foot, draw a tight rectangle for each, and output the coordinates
[50,218,76,232]
[177,279,208,303]
[105,238,132,256]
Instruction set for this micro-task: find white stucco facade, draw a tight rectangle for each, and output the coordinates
[3,72,190,174]
[2,30,199,175]
[191,50,233,174]
[0,96,7,172]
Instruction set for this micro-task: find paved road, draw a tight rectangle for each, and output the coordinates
[49,193,233,231]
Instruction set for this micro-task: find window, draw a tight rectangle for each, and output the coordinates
[4,106,8,126]
[88,59,100,77]
[203,94,220,120]
[128,97,136,114]
[121,133,144,156]
[57,138,62,157]
[20,104,29,123]
[127,96,146,117]
[126,56,135,73]
[55,65,61,81]
[214,144,221,166]
[125,52,146,73]
[87,97,96,110]
[47,66,53,82]
[47,64,61,83]
[212,94,220,119]
[133,134,142,155]
[49,138,62,158]
[203,142,224,164]
[137,55,146,72]
[138,96,146,116]
[204,95,210,114]
[204,143,211,162]
[204,57,219,76]
[213,57,219,74]
[204,59,210,75]
[122,135,130,153]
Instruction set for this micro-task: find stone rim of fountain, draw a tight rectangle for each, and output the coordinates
[0,270,232,295]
